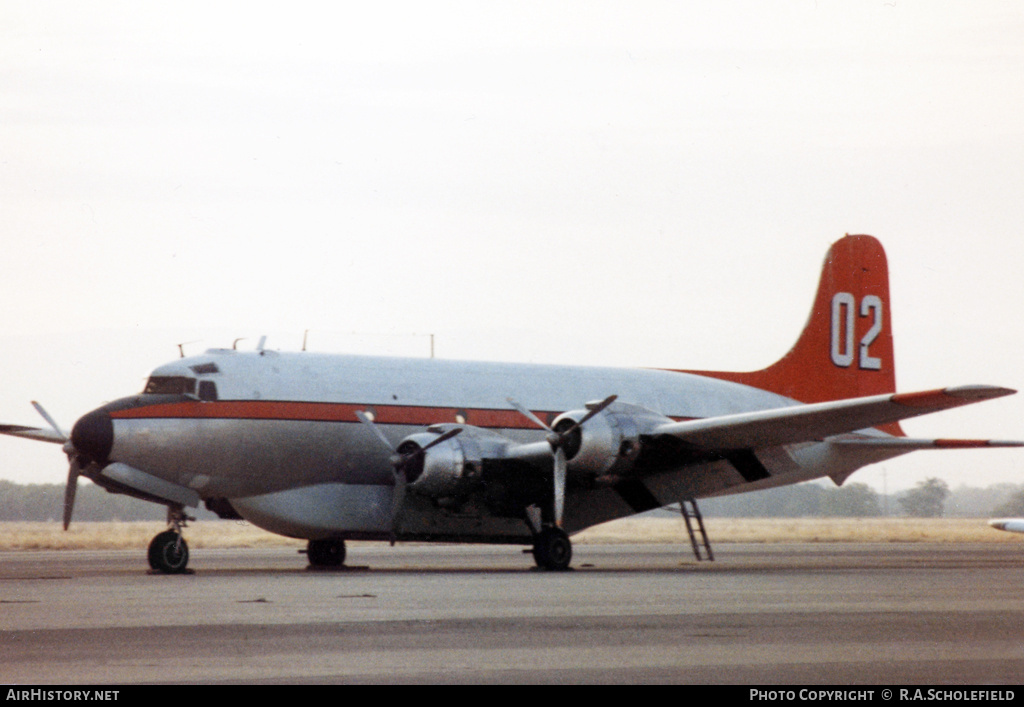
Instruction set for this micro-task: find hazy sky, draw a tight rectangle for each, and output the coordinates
[2,1,1023,493]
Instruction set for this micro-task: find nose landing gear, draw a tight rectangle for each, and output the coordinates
[147,506,193,574]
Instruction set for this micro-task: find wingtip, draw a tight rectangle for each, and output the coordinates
[934,439,1024,449]
[946,385,1017,400]
[990,518,1024,533]
[893,385,1017,408]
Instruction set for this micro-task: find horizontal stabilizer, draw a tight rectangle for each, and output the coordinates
[653,385,1016,451]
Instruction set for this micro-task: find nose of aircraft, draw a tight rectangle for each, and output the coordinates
[70,408,113,463]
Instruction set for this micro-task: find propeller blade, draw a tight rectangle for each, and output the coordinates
[356,413,462,544]
[560,395,618,439]
[507,397,553,432]
[392,428,461,534]
[390,465,408,545]
[553,447,566,528]
[417,427,462,453]
[355,410,396,452]
[392,466,407,516]
[63,459,80,530]
[32,401,68,443]
[509,394,616,529]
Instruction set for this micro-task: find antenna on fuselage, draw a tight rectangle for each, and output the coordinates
[232,338,245,350]
[302,329,310,352]
[177,341,199,358]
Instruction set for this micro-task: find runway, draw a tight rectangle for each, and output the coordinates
[2,541,1023,684]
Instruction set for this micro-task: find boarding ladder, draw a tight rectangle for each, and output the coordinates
[680,498,714,561]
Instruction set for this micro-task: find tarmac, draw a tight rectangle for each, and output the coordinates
[2,541,1023,684]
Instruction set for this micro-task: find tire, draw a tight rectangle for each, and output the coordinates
[532,528,573,571]
[147,530,190,574]
[307,539,346,567]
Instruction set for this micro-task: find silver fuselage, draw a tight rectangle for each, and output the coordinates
[79,349,895,542]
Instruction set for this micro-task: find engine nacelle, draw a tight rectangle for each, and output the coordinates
[550,402,669,478]
[397,426,510,499]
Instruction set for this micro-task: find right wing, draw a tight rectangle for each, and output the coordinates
[651,385,1018,452]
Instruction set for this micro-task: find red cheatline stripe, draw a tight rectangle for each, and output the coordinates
[109,400,700,429]
[110,400,561,430]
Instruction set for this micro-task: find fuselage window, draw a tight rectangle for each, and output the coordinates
[198,380,218,401]
[143,376,197,396]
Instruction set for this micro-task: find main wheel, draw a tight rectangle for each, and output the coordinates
[532,527,573,571]
[147,530,190,574]
[307,539,346,567]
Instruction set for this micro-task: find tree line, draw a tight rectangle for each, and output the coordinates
[698,478,1024,518]
[0,480,218,522]
[2,477,1024,522]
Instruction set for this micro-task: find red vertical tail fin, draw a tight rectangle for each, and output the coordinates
[687,235,901,433]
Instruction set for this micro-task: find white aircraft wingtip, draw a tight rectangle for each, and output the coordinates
[989,518,1024,533]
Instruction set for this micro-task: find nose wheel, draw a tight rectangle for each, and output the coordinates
[532,527,573,571]
[147,506,192,574]
[147,530,190,574]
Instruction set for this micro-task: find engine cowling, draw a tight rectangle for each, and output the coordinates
[397,426,509,499]
[550,402,669,478]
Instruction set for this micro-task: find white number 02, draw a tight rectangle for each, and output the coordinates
[830,292,883,370]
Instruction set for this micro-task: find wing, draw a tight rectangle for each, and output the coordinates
[651,385,1019,451]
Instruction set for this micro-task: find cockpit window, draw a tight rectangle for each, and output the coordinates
[190,362,220,375]
[143,376,197,395]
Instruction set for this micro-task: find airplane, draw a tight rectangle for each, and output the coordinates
[989,519,1024,534]
[1,234,1020,574]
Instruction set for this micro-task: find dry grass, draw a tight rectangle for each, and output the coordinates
[0,517,1020,551]
[0,521,306,551]
[575,517,1022,544]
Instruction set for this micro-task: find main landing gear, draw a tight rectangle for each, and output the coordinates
[532,527,573,572]
[147,506,193,574]
[306,538,347,568]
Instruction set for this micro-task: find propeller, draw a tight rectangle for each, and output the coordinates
[507,394,617,527]
[31,402,78,530]
[63,456,82,531]
[354,411,462,539]
[32,401,67,442]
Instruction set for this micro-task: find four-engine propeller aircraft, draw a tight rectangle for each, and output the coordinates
[2,235,1020,573]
